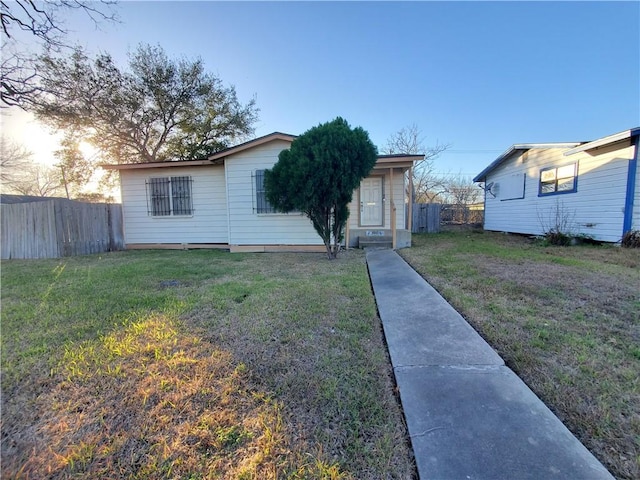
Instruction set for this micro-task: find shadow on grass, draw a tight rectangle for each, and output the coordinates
[3,313,346,479]
[2,250,415,479]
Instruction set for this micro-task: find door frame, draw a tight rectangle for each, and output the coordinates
[358,175,384,227]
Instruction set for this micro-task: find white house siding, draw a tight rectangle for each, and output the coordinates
[347,169,406,231]
[119,166,228,244]
[483,144,635,242]
[224,140,322,245]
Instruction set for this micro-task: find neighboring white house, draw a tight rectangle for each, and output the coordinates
[102,132,422,252]
[473,127,640,242]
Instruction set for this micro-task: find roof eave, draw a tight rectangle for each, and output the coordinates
[100,132,297,171]
[100,159,216,171]
[473,145,524,182]
[374,154,423,170]
[564,127,640,156]
[473,143,581,182]
[206,132,296,161]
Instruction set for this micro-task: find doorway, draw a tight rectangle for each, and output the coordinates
[360,177,383,226]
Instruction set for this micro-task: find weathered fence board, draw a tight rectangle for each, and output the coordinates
[1,199,124,259]
[441,204,484,225]
[411,203,441,233]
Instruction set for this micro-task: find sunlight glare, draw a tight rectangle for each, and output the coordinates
[79,140,99,159]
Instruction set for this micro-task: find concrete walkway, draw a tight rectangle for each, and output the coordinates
[366,249,613,480]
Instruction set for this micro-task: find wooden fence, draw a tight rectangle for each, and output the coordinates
[1,199,124,259]
[441,204,484,225]
[411,203,441,233]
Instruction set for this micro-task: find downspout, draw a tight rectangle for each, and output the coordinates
[622,133,639,236]
[223,159,232,246]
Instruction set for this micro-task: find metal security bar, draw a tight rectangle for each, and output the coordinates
[254,170,276,214]
[146,176,193,216]
[148,178,171,216]
[171,176,193,215]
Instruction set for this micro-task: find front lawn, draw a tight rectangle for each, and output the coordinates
[400,228,639,480]
[1,250,414,479]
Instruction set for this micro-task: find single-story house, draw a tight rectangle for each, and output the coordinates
[102,132,422,252]
[473,127,640,242]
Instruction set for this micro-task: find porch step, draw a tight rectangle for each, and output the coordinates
[358,235,393,249]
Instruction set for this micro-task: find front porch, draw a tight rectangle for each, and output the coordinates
[347,228,412,249]
[345,153,422,249]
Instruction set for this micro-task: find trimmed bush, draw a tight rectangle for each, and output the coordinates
[544,229,572,246]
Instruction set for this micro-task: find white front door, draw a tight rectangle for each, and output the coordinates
[360,177,383,226]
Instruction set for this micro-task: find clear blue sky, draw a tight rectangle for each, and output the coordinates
[5,0,640,178]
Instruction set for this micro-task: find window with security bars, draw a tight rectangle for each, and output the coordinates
[147,176,193,216]
[254,170,276,214]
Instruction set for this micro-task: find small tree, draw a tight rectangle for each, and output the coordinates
[265,117,377,259]
[54,133,94,197]
[536,199,577,245]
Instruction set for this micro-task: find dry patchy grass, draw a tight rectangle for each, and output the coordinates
[400,228,639,480]
[1,250,414,479]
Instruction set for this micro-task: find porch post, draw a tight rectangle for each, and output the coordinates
[390,167,397,249]
[407,166,413,232]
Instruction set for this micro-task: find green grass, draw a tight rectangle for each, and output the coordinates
[400,228,640,480]
[1,249,413,479]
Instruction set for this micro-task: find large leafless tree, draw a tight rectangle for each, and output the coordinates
[383,124,451,203]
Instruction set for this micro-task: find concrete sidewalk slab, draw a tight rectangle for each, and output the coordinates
[367,249,503,367]
[366,249,613,480]
[396,365,612,479]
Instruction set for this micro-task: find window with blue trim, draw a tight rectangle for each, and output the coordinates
[539,163,577,196]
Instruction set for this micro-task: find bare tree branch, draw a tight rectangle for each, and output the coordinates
[384,124,452,204]
[1,0,119,107]
[1,138,63,196]
[1,137,33,183]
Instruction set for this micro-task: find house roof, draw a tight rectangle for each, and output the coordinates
[101,132,422,171]
[207,132,296,161]
[563,127,640,156]
[374,154,424,170]
[101,158,215,170]
[472,143,580,182]
[101,132,297,171]
[473,127,640,183]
